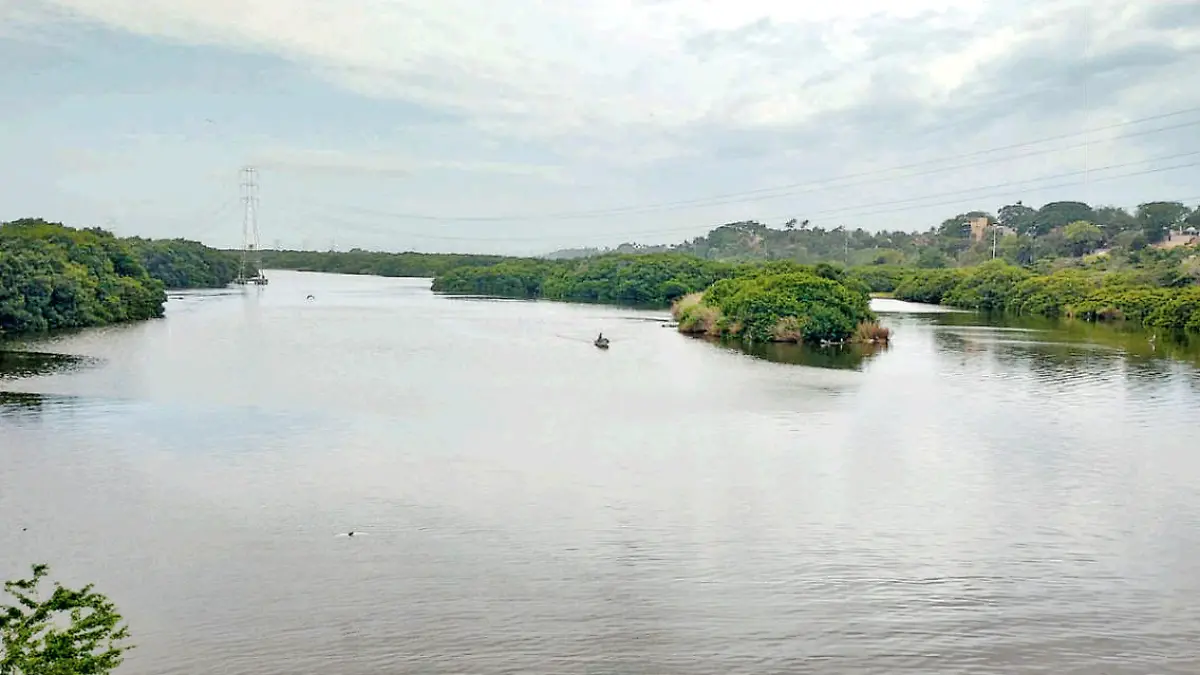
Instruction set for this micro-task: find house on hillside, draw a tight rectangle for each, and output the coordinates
[1156,227,1200,249]
[969,216,1015,242]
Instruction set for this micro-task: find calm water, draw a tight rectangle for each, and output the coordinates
[3,270,1200,674]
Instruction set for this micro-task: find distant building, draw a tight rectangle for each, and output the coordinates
[1156,227,1200,249]
[969,216,1015,242]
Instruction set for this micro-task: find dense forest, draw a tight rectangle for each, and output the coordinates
[125,237,246,289]
[431,253,740,306]
[1,218,248,338]
[0,219,168,337]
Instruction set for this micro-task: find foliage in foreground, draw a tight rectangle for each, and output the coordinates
[1,564,132,675]
[0,219,167,338]
[672,269,886,344]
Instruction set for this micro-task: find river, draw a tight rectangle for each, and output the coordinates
[2,270,1199,674]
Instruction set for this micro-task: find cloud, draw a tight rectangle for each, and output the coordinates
[8,0,1200,253]
[251,146,569,182]
[33,1,1199,156]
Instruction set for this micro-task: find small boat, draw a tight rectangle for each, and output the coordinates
[594,333,610,349]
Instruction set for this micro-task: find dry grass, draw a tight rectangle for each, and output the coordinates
[673,292,722,335]
[854,321,892,344]
[670,292,704,320]
[770,316,805,343]
[680,306,721,335]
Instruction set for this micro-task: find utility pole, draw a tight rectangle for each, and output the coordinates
[992,223,998,260]
[234,166,268,285]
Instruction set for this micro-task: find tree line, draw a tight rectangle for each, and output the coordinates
[430,254,741,306]
[888,262,1200,333]
[259,249,508,279]
[429,247,1200,337]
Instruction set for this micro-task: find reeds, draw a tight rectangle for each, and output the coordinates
[854,321,891,344]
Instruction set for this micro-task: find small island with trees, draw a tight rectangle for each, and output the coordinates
[672,265,890,346]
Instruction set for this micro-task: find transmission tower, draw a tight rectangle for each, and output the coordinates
[234,166,268,285]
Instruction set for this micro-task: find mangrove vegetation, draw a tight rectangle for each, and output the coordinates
[124,237,246,289]
[260,249,508,279]
[0,219,167,338]
[672,268,888,345]
[1,218,246,339]
[431,254,739,306]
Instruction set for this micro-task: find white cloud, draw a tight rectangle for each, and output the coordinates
[251,146,569,182]
[32,0,1075,143]
[9,0,1200,252]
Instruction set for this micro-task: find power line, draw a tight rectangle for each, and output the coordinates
[757,149,1200,221]
[285,147,1200,241]
[293,105,1200,222]
[768,164,1200,224]
[277,158,1200,245]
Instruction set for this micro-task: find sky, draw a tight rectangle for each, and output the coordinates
[2,0,1200,255]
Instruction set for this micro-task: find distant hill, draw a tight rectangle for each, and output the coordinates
[546,199,1200,268]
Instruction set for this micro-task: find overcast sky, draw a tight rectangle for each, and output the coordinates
[2,0,1199,254]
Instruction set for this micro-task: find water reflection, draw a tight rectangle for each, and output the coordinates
[0,390,47,412]
[0,350,99,380]
[930,310,1200,366]
[722,339,886,370]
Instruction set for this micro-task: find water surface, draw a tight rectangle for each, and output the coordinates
[3,271,1199,674]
